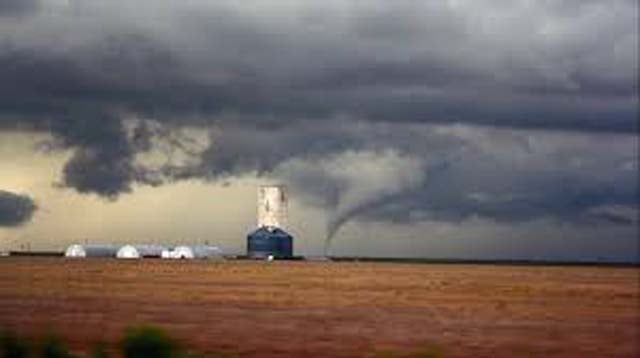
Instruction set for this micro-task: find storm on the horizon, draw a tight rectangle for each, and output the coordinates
[0,0,637,261]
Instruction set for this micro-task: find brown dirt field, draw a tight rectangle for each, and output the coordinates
[0,258,638,357]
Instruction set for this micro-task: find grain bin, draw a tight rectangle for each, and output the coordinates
[247,227,293,259]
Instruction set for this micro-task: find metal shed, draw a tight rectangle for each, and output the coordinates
[247,227,293,259]
[162,245,223,259]
[192,245,223,259]
[171,246,196,259]
[65,244,119,258]
[116,244,166,259]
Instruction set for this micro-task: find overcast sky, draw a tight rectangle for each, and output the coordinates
[0,0,637,261]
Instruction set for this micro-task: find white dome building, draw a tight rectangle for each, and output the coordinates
[172,246,195,259]
[161,245,223,259]
[65,244,118,258]
[161,249,172,259]
[116,245,140,259]
[116,244,166,259]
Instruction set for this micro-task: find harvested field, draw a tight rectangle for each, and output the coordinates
[0,258,638,357]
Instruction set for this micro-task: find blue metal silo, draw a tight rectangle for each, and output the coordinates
[247,227,293,259]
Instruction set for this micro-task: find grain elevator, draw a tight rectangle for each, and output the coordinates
[247,185,294,259]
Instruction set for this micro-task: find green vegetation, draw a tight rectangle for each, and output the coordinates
[1,326,193,358]
[0,330,30,358]
[0,331,78,358]
[2,326,441,357]
[0,326,245,358]
[39,335,74,358]
[121,326,178,358]
[89,343,109,358]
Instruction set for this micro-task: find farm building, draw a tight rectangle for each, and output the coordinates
[161,245,223,259]
[65,244,119,258]
[248,185,294,259]
[116,244,166,259]
[258,185,288,228]
[247,227,293,259]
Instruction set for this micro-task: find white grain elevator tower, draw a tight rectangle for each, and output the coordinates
[248,185,293,258]
[257,185,288,230]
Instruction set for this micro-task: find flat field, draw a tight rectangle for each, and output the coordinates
[0,258,638,357]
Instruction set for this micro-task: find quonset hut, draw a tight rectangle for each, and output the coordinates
[65,244,118,258]
[116,244,166,259]
[161,245,223,259]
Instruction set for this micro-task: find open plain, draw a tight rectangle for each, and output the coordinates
[0,258,638,357]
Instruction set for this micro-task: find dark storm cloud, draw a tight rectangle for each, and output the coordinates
[187,121,636,242]
[33,113,634,227]
[366,150,637,225]
[0,33,215,197]
[0,35,190,124]
[49,115,138,198]
[0,190,37,227]
[44,113,200,198]
[0,1,636,132]
[0,0,38,17]
[0,0,636,221]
